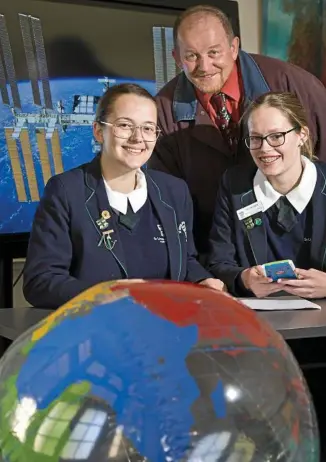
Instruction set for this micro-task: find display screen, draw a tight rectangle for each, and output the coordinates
[0,0,239,237]
[0,0,179,235]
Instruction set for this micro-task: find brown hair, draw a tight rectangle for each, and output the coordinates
[244,92,315,160]
[173,4,235,46]
[95,83,156,123]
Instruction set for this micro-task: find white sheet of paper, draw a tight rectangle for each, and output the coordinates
[239,298,321,311]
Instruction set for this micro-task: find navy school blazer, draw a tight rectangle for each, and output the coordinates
[23,155,212,308]
[207,161,326,296]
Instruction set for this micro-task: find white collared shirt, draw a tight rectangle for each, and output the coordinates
[253,156,317,213]
[103,170,148,215]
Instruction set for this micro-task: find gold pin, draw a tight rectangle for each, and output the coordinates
[102,210,111,220]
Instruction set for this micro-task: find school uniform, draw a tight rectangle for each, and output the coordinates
[207,157,326,296]
[23,155,212,309]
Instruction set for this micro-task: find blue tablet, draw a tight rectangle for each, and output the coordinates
[262,260,297,282]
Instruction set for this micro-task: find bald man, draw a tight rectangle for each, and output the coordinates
[148,5,326,257]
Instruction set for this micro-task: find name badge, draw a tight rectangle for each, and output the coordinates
[236,201,263,221]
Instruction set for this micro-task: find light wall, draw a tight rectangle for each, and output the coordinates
[235,0,261,53]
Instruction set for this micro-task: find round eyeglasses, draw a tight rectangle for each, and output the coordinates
[100,121,161,142]
[244,127,297,150]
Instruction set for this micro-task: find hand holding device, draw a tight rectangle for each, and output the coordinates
[240,266,282,298]
[262,260,297,282]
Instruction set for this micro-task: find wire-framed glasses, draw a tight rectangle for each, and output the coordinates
[100,121,161,142]
[244,127,297,150]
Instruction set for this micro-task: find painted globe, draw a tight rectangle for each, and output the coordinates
[0,281,319,461]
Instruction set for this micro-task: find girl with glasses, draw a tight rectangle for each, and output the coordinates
[207,91,326,299]
[24,83,224,308]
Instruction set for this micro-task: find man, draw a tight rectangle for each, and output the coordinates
[148,4,326,257]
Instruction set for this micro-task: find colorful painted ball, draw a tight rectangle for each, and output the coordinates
[0,281,319,461]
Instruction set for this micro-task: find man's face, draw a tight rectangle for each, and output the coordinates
[173,14,239,94]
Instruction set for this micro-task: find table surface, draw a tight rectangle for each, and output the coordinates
[1,298,326,341]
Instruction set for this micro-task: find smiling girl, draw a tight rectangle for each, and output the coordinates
[207,91,326,299]
[23,83,224,308]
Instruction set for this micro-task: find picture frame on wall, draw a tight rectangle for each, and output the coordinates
[262,0,326,86]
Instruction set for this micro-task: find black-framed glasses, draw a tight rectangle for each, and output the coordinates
[100,121,161,142]
[244,127,297,150]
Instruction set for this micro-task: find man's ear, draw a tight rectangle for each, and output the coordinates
[230,36,240,61]
[172,48,183,70]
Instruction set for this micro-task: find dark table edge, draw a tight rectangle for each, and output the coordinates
[1,310,326,341]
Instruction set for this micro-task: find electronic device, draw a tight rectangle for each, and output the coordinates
[262,259,298,282]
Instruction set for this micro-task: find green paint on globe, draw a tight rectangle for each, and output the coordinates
[0,378,91,462]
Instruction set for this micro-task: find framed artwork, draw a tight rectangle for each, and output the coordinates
[262,0,326,85]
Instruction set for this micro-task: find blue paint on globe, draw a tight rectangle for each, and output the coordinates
[0,77,156,235]
[0,282,320,460]
[16,296,220,461]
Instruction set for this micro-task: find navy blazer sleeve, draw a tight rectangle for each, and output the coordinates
[207,173,248,294]
[23,176,93,308]
[183,182,213,283]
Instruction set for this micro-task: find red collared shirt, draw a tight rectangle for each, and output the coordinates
[195,62,243,125]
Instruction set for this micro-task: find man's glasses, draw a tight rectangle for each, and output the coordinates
[100,121,161,142]
[244,127,297,150]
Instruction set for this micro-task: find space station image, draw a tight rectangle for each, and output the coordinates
[0,11,175,234]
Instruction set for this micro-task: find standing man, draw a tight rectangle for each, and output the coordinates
[148,4,326,257]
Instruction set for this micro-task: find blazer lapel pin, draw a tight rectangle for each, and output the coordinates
[244,216,263,230]
[96,210,111,230]
[244,217,254,230]
[96,210,116,250]
[98,229,116,251]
